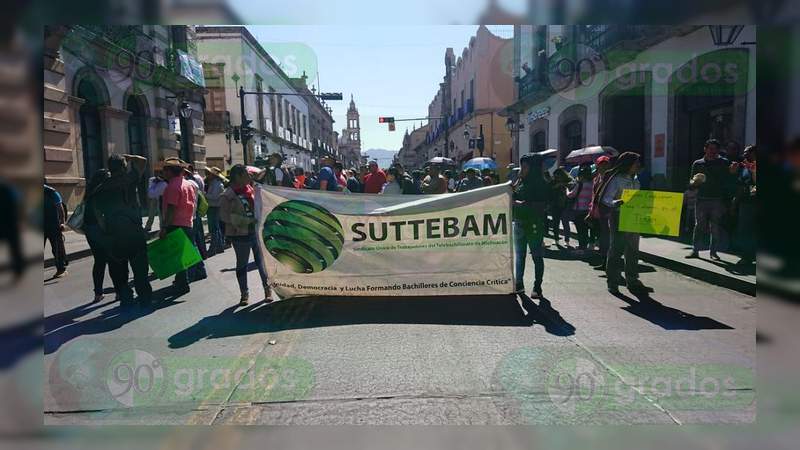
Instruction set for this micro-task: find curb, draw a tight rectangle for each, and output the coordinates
[637,249,756,296]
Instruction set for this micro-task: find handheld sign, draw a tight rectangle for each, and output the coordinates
[618,189,683,237]
[147,229,202,279]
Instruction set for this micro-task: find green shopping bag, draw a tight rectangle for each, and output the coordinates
[147,229,202,280]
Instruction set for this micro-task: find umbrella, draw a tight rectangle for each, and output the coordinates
[462,157,497,171]
[245,165,263,175]
[426,156,455,165]
[564,146,618,166]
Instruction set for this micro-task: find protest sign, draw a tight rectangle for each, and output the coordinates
[618,189,683,236]
[257,185,515,299]
[147,229,202,279]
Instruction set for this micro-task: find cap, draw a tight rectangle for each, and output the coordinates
[596,155,611,164]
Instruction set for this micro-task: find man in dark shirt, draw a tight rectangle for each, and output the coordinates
[317,155,341,191]
[44,183,68,277]
[92,154,152,306]
[687,139,735,259]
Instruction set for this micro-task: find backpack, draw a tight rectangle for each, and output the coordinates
[196,191,209,216]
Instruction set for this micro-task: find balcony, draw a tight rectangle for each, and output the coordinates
[516,70,551,101]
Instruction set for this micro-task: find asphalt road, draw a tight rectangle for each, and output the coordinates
[43,238,755,425]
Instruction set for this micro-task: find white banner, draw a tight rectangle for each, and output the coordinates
[256,184,515,299]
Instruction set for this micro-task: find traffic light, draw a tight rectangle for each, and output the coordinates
[378,117,395,123]
[233,126,240,142]
[389,122,396,131]
[241,119,254,142]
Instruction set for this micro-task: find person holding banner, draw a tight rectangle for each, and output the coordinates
[220,164,271,306]
[512,153,549,298]
[597,152,648,295]
[159,158,199,296]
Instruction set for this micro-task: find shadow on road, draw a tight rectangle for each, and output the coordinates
[168,293,576,349]
[44,286,187,355]
[610,291,733,330]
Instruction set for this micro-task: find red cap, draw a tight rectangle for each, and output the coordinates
[596,156,610,164]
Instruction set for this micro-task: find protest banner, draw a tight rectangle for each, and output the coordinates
[257,184,515,299]
[618,189,684,236]
[147,229,202,279]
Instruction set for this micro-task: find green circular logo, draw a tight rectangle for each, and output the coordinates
[263,200,344,273]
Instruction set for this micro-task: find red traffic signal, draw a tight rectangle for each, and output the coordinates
[378,116,395,123]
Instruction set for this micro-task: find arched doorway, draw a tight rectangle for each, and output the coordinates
[668,49,750,190]
[528,117,548,153]
[600,72,652,160]
[558,104,587,159]
[126,95,149,157]
[126,94,150,207]
[76,79,104,179]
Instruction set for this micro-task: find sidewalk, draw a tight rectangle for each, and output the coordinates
[636,236,755,296]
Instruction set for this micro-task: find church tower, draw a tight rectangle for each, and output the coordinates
[345,94,361,150]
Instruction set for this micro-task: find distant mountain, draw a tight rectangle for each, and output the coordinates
[362,148,397,167]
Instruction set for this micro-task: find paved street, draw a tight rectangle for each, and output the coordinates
[43,238,755,425]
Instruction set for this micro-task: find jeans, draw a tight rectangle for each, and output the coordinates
[207,206,224,253]
[106,231,152,302]
[85,225,107,296]
[693,199,726,254]
[167,226,195,289]
[45,228,68,271]
[597,206,612,265]
[606,210,640,285]
[231,233,268,296]
[571,209,590,249]
[188,214,208,280]
[513,221,544,290]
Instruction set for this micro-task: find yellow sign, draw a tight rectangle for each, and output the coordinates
[618,189,684,236]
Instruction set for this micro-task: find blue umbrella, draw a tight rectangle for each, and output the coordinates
[462,157,497,171]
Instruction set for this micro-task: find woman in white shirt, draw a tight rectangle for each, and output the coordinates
[595,152,647,294]
[381,167,403,195]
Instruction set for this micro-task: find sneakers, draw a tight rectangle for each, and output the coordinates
[264,285,273,303]
[92,293,104,303]
[53,269,68,278]
[530,283,543,299]
[710,252,721,260]
[239,293,249,306]
[514,284,525,294]
[686,251,699,259]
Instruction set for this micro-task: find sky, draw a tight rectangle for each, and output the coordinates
[246,25,508,153]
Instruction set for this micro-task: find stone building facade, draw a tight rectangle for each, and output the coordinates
[44,25,207,210]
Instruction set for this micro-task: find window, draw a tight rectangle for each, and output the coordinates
[470,78,474,102]
[276,95,283,127]
[563,120,583,151]
[460,89,464,109]
[531,130,546,153]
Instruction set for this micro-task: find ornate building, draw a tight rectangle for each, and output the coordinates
[44,25,207,210]
[337,95,362,168]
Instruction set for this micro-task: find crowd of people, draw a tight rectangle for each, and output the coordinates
[44,139,755,307]
[511,138,757,299]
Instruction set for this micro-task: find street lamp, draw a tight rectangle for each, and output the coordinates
[708,25,744,46]
[178,101,192,119]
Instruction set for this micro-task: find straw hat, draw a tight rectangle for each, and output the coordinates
[205,166,229,183]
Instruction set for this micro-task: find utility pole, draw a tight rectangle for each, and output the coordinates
[239,85,248,165]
